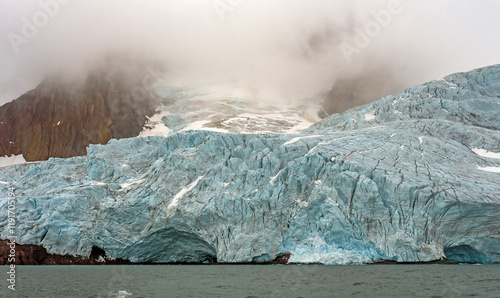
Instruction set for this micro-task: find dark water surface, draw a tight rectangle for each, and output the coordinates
[2,264,499,297]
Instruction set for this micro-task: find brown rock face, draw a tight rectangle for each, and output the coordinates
[0,239,131,265]
[0,70,158,162]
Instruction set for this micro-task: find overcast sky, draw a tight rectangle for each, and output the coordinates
[1,0,500,105]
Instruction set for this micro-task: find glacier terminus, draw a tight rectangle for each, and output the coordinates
[1,65,499,265]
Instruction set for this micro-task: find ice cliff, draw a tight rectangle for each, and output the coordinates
[1,65,499,264]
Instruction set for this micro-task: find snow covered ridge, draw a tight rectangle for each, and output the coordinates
[138,82,326,137]
[0,154,26,168]
[1,65,500,264]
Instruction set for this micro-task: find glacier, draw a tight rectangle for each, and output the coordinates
[139,81,325,137]
[1,65,500,264]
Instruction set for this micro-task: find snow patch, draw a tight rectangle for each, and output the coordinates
[472,148,500,159]
[364,112,375,121]
[139,123,170,137]
[477,166,500,173]
[168,176,204,209]
[284,135,322,145]
[138,108,171,137]
[181,120,227,133]
[0,154,26,168]
[120,179,145,189]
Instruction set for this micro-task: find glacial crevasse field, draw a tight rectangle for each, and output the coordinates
[1,65,499,264]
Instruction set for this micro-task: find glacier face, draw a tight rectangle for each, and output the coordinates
[1,65,500,264]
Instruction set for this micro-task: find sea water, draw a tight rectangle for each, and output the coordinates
[3,264,500,297]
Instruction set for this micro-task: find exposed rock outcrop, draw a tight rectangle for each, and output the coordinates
[0,239,131,265]
[0,60,159,162]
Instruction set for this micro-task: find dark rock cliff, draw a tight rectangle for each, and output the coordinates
[0,69,158,162]
[0,239,132,265]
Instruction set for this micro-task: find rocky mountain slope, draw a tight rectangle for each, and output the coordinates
[0,65,158,162]
[1,65,499,265]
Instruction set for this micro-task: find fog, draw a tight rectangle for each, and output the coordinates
[1,0,500,106]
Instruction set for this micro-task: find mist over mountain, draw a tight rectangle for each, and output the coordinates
[1,0,500,107]
[0,53,159,161]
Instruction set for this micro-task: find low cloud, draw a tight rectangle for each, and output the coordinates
[0,0,499,107]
